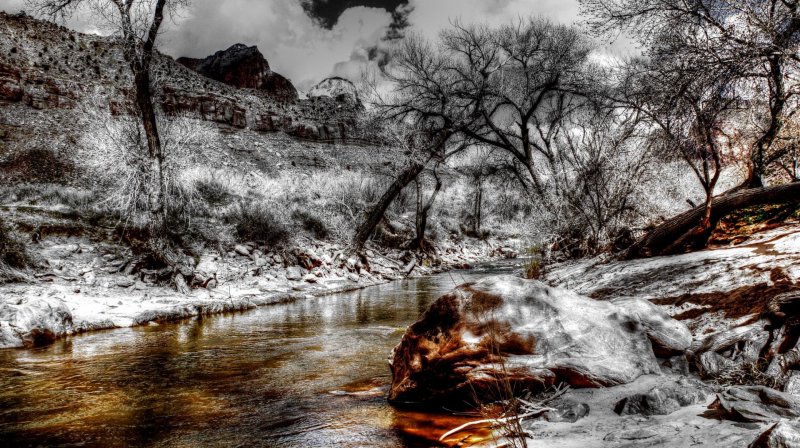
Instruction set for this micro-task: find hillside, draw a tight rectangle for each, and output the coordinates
[0,11,391,184]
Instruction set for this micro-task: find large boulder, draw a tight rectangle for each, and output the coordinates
[388,275,691,405]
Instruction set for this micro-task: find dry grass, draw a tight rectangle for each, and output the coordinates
[713,359,785,390]
[0,220,31,283]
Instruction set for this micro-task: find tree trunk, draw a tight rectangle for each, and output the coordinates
[626,182,800,259]
[133,70,166,236]
[472,181,483,236]
[409,170,442,251]
[351,161,427,253]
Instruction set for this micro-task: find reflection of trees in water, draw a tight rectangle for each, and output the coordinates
[117,327,188,446]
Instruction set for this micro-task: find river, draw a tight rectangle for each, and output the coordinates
[0,260,520,447]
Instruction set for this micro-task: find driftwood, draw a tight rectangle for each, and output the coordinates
[626,182,800,259]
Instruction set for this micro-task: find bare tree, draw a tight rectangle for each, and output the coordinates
[581,0,800,188]
[455,147,500,236]
[30,0,193,288]
[351,34,484,254]
[616,46,740,249]
[358,18,595,253]
[551,109,654,254]
[29,0,187,235]
[437,18,595,196]
[408,166,442,252]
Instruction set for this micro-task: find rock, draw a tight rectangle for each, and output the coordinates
[82,270,96,286]
[614,380,707,416]
[0,296,74,348]
[749,420,800,448]
[177,44,298,100]
[346,273,360,283]
[303,274,318,283]
[542,401,590,423]
[272,255,284,265]
[786,372,800,396]
[175,273,190,295]
[196,255,220,276]
[662,354,691,375]
[712,386,800,423]
[388,276,688,404]
[697,351,737,378]
[285,266,304,281]
[255,256,268,267]
[115,277,135,288]
[234,245,251,256]
[604,428,660,442]
[611,297,692,356]
[307,76,360,104]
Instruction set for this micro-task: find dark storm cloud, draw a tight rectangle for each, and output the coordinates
[300,0,408,28]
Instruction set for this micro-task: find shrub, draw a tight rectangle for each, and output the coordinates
[77,94,218,226]
[292,210,329,240]
[0,221,30,283]
[227,202,289,247]
[194,176,233,206]
[523,246,543,279]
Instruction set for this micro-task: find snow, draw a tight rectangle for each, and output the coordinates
[546,226,800,301]
[307,77,359,101]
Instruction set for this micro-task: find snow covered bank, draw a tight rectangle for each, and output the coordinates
[0,235,520,349]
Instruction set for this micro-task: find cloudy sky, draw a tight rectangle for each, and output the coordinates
[0,0,633,91]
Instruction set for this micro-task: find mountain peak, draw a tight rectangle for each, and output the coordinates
[307,77,359,103]
[177,44,297,101]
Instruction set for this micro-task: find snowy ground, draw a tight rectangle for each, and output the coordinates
[546,225,800,301]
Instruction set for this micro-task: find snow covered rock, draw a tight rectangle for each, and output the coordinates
[388,276,690,404]
[307,77,359,103]
[0,296,74,348]
[285,266,304,281]
[611,297,692,356]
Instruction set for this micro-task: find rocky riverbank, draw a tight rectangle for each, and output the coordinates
[0,232,521,349]
[390,223,800,447]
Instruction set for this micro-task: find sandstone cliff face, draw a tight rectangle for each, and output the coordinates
[0,12,361,143]
[177,44,298,101]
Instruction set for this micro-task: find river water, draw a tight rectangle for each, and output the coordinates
[0,261,520,447]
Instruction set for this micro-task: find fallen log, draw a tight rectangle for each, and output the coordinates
[626,182,800,259]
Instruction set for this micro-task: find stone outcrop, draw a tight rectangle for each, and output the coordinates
[161,86,248,128]
[177,44,298,101]
[712,386,800,423]
[388,275,691,405]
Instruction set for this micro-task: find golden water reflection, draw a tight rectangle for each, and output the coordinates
[0,261,518,447]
